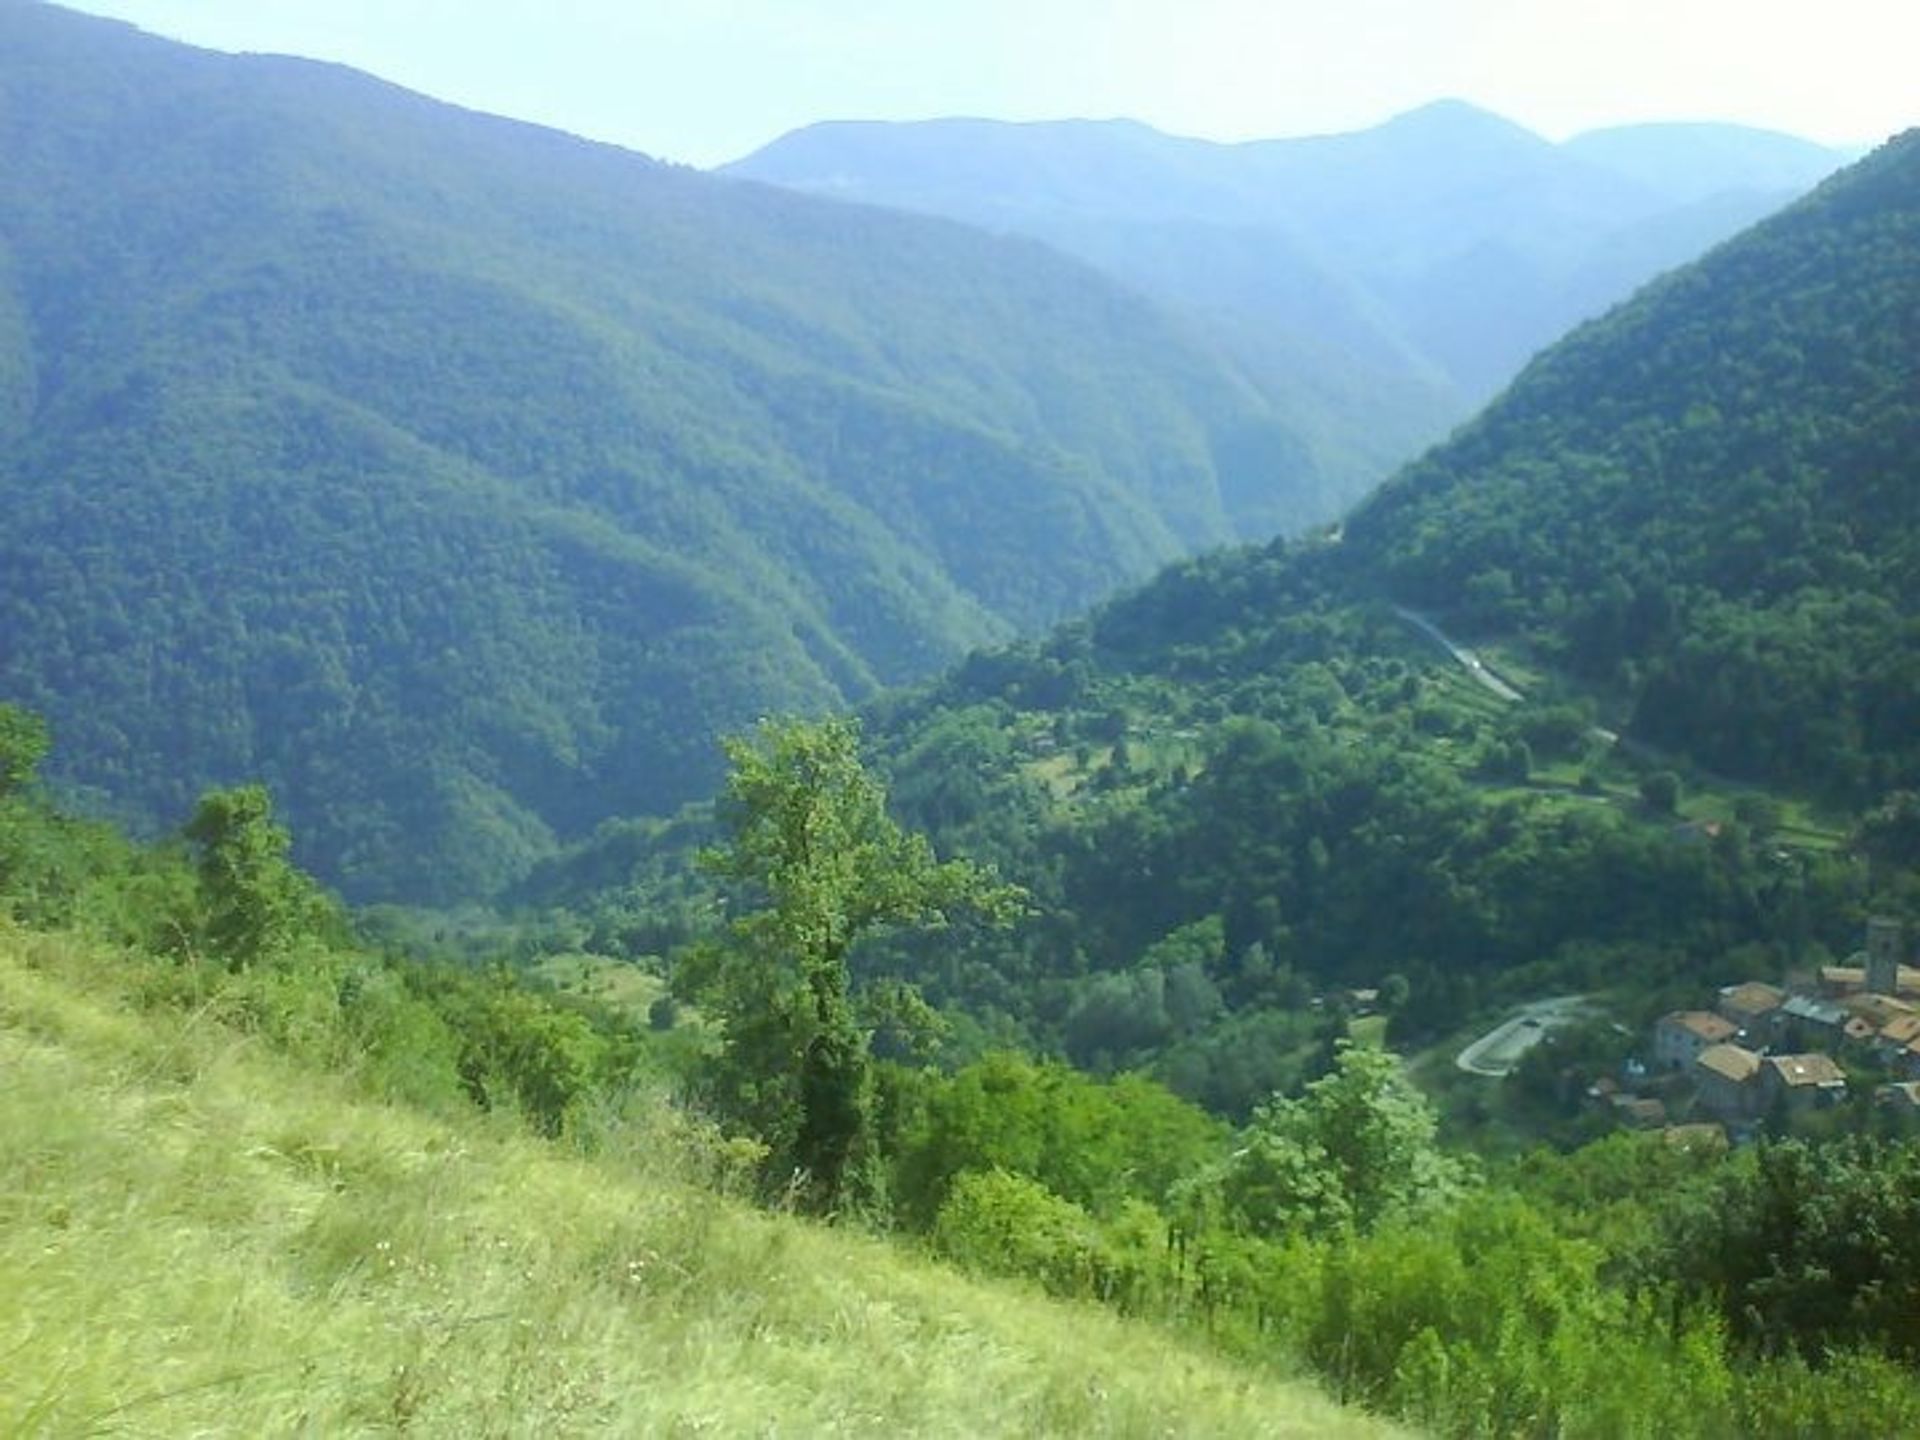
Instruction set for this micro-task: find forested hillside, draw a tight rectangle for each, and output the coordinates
[0,2,1309,902]
[0,728,1397,1438]
[725,104,1849,499]
[534,132,1919,1118]
[1346,128,1920,801]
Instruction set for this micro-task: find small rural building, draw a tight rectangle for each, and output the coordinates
[1609,1094,1668,1129]
[1821,919,1920,998]
[1841,992,1916,1028]
[1695,1043,1763,1122]
[1716,981,1785,1035]
[1759,1053,1848,1115]
[1777,995,1849,1051]
[1876,1014,1920,1058]
[1655,1010,1737,1071]
[1901,1036,1920,1081]
[1819,964,1920,1000]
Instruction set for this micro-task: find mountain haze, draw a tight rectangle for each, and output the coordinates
[726,105,1852,491]
[0,2,1314,901]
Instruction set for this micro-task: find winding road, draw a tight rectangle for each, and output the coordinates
[1393,607,1524,701]
[1455,996,1596,1076]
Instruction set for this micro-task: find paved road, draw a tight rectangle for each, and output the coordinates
[1456,995,1595,1076]
[1394,607,1525,702]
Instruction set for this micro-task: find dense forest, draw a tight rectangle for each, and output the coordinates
[1345,130,1920,802]
[5,9,1920,1434]
[526,130,1918,1117]
[726,104,1848,473]
[0,3,1315,903]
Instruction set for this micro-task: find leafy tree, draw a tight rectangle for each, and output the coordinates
[0,704,49,797]
[890,1051,1225,1228]
[1639,770,1682,815]
[687,717,1021,1216]
[1857,791,1920,871]
[1668,1137,1920,1363]
[183,785,335,969]
[1188,1042,1470,1237]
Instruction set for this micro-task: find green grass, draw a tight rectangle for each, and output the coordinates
[528,950,670,1022]
[0,925,1402,1438]
[1347,1014,1390,1050]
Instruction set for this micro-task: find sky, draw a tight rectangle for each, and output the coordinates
[56,0,1920,167]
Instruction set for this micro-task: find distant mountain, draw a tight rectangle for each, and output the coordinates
[0,3,1314,902]
[725,105,1852,485]
[1562,121,1863,204]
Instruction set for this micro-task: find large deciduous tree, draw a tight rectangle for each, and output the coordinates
[184,784,334,968]
[686,716,1020,1217]
[1182,1042,1470,1238]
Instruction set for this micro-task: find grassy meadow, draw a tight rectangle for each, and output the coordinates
[0,924,1400,1438]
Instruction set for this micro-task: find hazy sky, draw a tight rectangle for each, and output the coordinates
[58,0,1919,166]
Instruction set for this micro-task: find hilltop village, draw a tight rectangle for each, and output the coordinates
[1618,919,1920,1138]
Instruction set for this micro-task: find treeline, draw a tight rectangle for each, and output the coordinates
[0,705,658,1140]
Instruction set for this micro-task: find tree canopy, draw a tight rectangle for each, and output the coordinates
[686,717,1021,1213]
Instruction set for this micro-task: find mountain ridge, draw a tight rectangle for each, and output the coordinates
[0,2,1316,901]
[725,104,1852,477]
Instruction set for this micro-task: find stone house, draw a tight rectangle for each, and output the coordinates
[1655,1010,1737,1071]
[1776,994,1848,1052]
[1758,1053,1848,1115]
[1694,1043,1763,1122]
[1875,1014,1920,1062]
[1716,981,1785,1038]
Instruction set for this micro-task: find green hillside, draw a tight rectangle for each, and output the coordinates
[0,3,1310,903]
[1346,129,1920,800]
[725,105,1848,489]
[9,712,1920,1439]
[0,923,1405,1438]
[534,133,1919,1115]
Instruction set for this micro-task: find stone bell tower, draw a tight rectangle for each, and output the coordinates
[1866,916,1906,996]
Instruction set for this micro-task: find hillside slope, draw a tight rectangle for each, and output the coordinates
[1346,128,1920,798]
[0,3,1308,901]
[725,106,1848,490]
[0,924,1399,1438]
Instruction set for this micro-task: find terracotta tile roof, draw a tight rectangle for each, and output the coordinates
[1664,1010,1737,1043]
[1822,964,1920,996]
[1843,993,1917,1025]
[1718,981,1786,1018]
[1764,1053,1847,1088]
[1696,1044,1762,1083]
[1881,1016,1920,1046]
